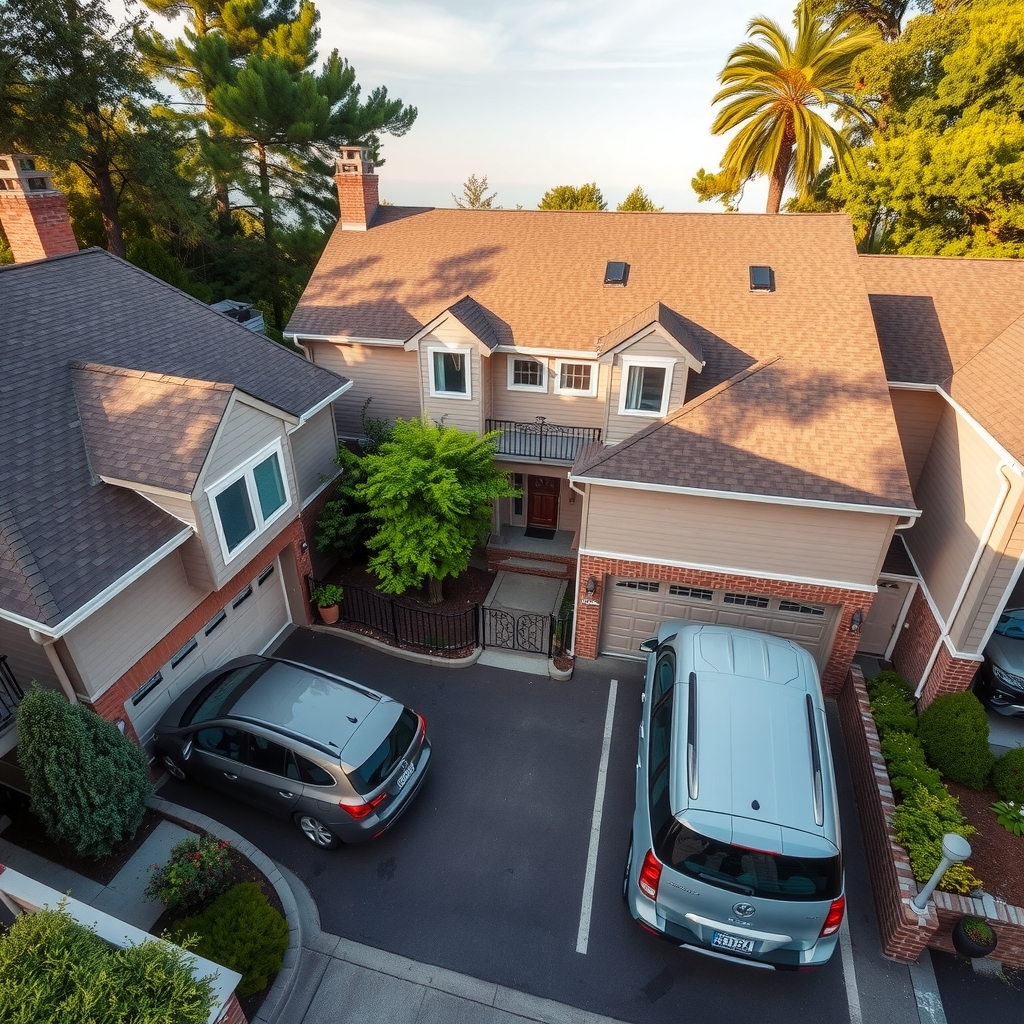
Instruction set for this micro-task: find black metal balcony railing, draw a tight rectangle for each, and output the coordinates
[486,418,601,463]
[0,655,24,730]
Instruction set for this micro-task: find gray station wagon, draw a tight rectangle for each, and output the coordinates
[153,655,431,847]
[623,623,844,969]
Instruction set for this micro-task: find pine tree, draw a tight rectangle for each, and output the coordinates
[538,183,607,210]
[617,186,663,211]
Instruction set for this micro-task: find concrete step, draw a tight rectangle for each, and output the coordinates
[495,556,573,577]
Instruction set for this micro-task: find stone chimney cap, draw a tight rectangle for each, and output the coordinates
[0,153,60,195]
[336,146,374,176]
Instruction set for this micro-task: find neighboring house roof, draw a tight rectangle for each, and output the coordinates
[596,301,704,366]
[71,363,233,493]
[291,207,913,512]
[0,249,349,631]
[861,255,1024,462]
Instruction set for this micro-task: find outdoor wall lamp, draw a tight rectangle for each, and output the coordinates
[585,576,598,596]
[300,541,309,554]
[849,609,864,633]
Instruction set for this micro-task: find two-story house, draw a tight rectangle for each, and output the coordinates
[0,155,351,777]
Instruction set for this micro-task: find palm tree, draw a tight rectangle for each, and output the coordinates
[710,2,878,214]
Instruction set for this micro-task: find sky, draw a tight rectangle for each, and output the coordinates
[138,0,804,213]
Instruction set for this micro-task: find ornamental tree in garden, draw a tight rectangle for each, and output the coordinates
[358,418,517,603]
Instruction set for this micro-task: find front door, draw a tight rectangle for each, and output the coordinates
[858,579,912,656]
[527,475,560,529]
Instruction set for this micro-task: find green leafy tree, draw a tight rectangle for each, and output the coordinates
[16,686,152,859]
[538,182,607,210]
[806,0,920,40]
[694,1,878,213]
[316,445,373,560]
[357,418,517,603]
[616,185,663,211]
[453,172,498,208]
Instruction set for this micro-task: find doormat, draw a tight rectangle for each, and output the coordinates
[524,527,556,540]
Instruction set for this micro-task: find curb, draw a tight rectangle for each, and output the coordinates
[306,623,482,667]
[148,795,301,1023]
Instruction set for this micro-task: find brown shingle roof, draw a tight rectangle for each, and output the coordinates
[596,302,704,364]
[71,363,232,493]
[445,295,510,350]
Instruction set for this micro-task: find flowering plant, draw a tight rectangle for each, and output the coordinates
[991,799,1024,837]
[144,835,233,912]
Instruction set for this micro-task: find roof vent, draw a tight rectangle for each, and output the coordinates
[749,265,775,292]
[604,261,629,286]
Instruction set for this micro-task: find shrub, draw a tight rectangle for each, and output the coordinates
[870,681,918,739]
[145,835,233,912]
[893,784,981,894]
[0,905,213,1023]
[918,692,993,789]
[167,883,288,998]
[993,746,1024,803]
[16,686,152,858]
[880,731,944,799]
[865,669,913,701]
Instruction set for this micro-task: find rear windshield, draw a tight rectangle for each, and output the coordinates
[655,819,841,903]
[347,708,418,795]
[183,663,270,725]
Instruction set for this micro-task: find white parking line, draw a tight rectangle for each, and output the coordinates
[908,951,948,1024]
[838,913,863,1024]
[576,678,619,955]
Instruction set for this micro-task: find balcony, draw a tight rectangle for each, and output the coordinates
[486,418,601,463]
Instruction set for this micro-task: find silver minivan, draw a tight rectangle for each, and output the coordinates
[623,622,844,970]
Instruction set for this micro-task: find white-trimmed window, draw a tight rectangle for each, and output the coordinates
[507,357,546,391]
[554,360,597,396]
[428,346,472,399]
[618,356,675,416]
[207,440,291,562]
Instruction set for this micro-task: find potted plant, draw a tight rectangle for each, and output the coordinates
[951,915,998,958]
[311,584,344,625]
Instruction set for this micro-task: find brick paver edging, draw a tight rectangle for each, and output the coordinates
[148,795,301,1023]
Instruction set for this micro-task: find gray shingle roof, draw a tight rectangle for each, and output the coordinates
[0,249,348,629]
[444,295,510,350]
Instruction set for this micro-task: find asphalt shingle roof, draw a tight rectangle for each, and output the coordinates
[596,301,704,363]
[0,249,348,628]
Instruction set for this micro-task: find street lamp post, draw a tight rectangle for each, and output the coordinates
[910,833,972,916]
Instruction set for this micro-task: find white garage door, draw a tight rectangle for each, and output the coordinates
[125,558,291,748]
[600,577,839,668]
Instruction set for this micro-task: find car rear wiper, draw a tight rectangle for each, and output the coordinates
[696,872,754,896]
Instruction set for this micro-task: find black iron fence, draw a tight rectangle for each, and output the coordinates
[0,655,24,729]
[481,607,574,657]
[486,418,601,463]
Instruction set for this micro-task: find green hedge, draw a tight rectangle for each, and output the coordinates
[869,676,919,739]
[879,731,944,800]
[993,746,1024,804]
[918,691,993,790]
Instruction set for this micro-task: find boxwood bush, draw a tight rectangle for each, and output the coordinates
[879,731,944,800]
[918,691,993,790]
[993,746,1024,804]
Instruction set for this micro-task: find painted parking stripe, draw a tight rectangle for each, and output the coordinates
[576,678,618,955]
[908,951,948,1024]
[838,913,863,1024]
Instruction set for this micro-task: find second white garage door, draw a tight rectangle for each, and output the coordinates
[600,577,840,668]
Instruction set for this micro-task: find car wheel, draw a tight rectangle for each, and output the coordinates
[622,831,633,904]
[160,754,188,781]
[295,813,341,849]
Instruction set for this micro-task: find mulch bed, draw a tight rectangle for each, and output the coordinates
[326,562,495,613]
[947,780,1024,908]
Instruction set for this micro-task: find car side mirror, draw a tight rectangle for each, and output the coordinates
[639,637,659,654]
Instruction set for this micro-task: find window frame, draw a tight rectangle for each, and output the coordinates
[506,356,547,392]
[618,356,675,417]
[553,359,598,397]
[427,345,473,400]
[206,438,292,565]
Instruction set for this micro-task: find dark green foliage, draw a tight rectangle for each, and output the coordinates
[167,883,288,998]
[127,238,213,301]
[869,677,918,738]
[145,835,233,912]
[918,691,993,790]
[893,784,980,894]
[538,183,607,210]
[993,746,1024,804]
[316,445,372,559]
[0,905,214,1023]
[865,668,914,700]
[16,687,152,859]
[880,731,944,799]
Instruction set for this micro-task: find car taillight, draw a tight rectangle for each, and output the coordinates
[638,849,662,901]
[417,713,427,735]
[819,894,845,937]
[340,793,386,820]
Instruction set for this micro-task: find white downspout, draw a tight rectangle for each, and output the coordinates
[567,477,587,657]
[28,630,80,705]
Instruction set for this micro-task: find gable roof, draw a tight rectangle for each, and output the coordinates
[596,301,705,367]
[405,294,510,352]
[0,249,349,631]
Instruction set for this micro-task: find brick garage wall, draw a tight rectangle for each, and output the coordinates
[0,193,78,261]
[916,643,982,708]
[89,519,314,741]
[300,479,340,581]
[574,555,872,698]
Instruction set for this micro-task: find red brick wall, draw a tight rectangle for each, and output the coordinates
[573,555,872,698]
[0,192,78,261]
[217,992,248,1024]
[917,643,982,708]
[335,173,379,228]
[932,894,1024,967]
[89,519,314,740]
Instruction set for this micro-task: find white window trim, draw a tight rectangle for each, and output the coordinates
[205,438,292,565]
[427,345,473,400]
[618,356,676,417]
[554,359,598,397]
[507,355,547,392]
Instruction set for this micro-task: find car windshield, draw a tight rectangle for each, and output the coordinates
[183,663,270,725]
[347,708,418,795]
[655,819,841,903]
[995,609,1024,639]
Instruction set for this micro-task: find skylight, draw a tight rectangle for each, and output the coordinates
[749,266,775,291]
[604,261,629,286]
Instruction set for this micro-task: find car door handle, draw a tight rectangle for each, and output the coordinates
[222,772,238,780]
[278,791,295,799]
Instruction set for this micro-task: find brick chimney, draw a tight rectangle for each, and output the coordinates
[335,146,379,231]
[0,154,79,262]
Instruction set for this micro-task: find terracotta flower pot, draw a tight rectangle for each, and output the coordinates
[319,604,340,625]
[951,916,998,958]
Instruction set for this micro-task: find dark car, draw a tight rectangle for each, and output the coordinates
[974,608,1024,717]
[153,655,430,847]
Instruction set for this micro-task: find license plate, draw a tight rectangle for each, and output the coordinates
[711,931,755,954]
[396,760,415,789]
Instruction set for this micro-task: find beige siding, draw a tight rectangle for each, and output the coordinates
[62,550,206,698]
[418,333,484,434]
[136,489,196,528]
[604,337,687,444]
[890,388,944,492]
[585,486,894,587]
[204,398,286,484]
[290,407,338,504]
[0,619,58,690]
[179,534,215,591]
[905,403,1006,623]
[489,355,607,430]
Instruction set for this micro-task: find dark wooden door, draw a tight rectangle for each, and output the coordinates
[527,476,559,528]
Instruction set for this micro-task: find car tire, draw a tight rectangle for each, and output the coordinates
[160,754,188,782]
[622,831,633,904]
[295,813,341,849]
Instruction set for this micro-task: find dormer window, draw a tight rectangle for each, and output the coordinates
[428,346,472,399]
[619,356,674,416]
[508,357,546,391]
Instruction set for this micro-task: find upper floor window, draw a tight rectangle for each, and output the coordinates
[208,441,290,562]
[619,357,674,417]
[429,347,472,399]
[508,357,546,391]
[554,360,597,397]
